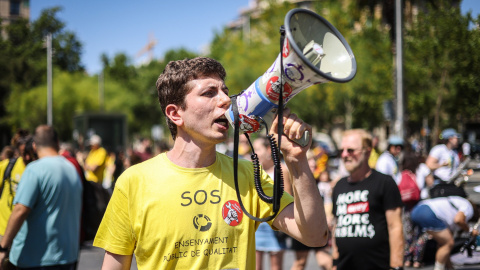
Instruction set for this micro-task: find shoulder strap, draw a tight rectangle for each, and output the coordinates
[0,157,18,200]
[447,197,459,210]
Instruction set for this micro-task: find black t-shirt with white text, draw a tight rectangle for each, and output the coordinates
[332,170,403,270]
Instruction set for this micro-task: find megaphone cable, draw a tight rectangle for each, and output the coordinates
[230,26,288,222]
[232,95,279,222]
[250,133,285,205]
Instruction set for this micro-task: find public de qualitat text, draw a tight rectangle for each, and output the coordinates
[164,237,236,262]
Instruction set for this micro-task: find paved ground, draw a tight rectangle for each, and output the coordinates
[78,160,480,269]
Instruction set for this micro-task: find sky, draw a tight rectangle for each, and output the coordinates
[30,0,480,75]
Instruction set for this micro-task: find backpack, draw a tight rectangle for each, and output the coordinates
[82,180,111,241]
[429,182,467,199]
[399,170,421,208]
[62,153,111,241]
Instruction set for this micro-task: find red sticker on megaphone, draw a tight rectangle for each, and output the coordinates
[266,76,292,101]
[282,38,290,58]
[239,114,260,133]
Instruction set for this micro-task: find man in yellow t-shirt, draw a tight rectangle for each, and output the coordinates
[84,135,108,184]
[95,152,293,269]
[93,57,329,269]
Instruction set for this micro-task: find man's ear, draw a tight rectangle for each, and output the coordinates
[165,104,184,127]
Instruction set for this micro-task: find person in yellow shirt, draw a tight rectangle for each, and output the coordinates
[93,57,329,269]
[312,144,328,179]
[0,131,33,241]
[368,135,380,168]
[84,135,108,184]
[0,157,25,240]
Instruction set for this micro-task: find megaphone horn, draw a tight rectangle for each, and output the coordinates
[226,8,357,143]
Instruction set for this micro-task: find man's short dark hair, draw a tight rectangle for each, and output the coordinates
[155,57,226,139]
[34,125,59,151]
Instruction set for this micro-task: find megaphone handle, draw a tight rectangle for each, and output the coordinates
[290,130,310,148]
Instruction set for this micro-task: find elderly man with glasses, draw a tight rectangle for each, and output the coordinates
[331,129,404,270]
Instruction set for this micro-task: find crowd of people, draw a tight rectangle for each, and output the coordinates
[0,127,172,269]
[247,127,479,270]
[0,57,478,270]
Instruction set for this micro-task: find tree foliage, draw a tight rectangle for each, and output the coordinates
[0,7,84,138]
[0,6,200,141]
[99,48,198,137]
[404,0,480,142]
[209,0,393,132]
[1,1,479,146]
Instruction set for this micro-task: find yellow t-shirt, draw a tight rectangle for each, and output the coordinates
[313,153,328,179]
[85,147,108,183]
[0,157,26,235]
[94,152,293,269]
[368,148,380,168]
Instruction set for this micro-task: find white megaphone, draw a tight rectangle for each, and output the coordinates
[225,8,356,145]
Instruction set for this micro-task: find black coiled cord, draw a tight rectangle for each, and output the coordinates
[251,135,284,205]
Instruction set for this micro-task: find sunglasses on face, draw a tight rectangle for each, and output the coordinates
[339,148,362,155]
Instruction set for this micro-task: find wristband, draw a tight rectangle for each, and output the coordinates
[390,267,404,270]
[0,244,8,253]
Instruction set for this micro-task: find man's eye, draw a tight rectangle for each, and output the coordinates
[202,90,215,97]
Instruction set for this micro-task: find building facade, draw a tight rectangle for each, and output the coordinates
[0,0,30,38]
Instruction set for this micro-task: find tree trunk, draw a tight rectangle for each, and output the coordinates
[345,99,353,130]
[431,69,448,147]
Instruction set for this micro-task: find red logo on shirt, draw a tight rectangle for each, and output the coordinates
[347,202,369,214]
[222,200,243,226]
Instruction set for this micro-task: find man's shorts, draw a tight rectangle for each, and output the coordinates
[411,204,447,232]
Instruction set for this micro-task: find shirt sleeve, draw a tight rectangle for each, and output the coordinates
[13,167,40,208]
[375,155,391,175]
[382,175,403,210]
[451,197,474,221]
[428,145,442,160]
[93,171,136,255]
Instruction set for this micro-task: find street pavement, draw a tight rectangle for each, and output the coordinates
[77,160,480,270]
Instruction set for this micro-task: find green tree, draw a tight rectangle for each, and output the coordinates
[5,70,97,138]
[209,0,393,132]
[209,1,297,106]
[98,48,198,137]
[101,53,137,90]
[31,7,84,72]
[404,0,480,143]
[130,48,198,138]
[0,7,84,138]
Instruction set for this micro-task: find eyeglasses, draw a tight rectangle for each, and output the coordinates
[339,148,363,155]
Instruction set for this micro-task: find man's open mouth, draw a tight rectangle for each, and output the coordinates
[215,115,229,128]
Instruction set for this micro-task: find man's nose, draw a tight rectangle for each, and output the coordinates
[218,91,231,108]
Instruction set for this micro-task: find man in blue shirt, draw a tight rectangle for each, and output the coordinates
[0,125,83,269]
